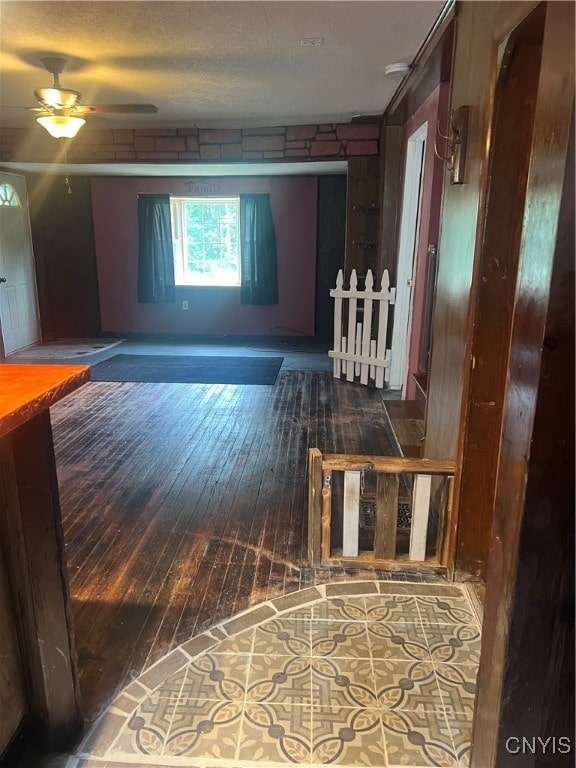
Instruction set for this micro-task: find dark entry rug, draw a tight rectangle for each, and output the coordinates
[90,354,284,385]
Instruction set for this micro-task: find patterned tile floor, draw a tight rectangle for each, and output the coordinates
[68,581,482,768]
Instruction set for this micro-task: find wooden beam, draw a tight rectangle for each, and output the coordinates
[438,476,456,574]
[323,454,455,474]
[374,472,399,560]
[320,475,332,562]
[454,4,546,581]
[342,471,361,557]
[326,552,446,576]
[409,474,432,561]
[307,448,323,567]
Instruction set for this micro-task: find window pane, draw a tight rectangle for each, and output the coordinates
[172,197,240,286]
[0,182,21,207]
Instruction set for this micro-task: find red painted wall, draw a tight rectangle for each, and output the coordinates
[402,83,450,399]
[91,175,317,336]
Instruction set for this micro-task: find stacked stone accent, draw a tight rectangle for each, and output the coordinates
[0,122,379,164]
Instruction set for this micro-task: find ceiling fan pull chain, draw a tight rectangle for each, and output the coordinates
[61,139,73,195]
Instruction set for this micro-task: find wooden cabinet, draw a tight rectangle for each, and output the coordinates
[0,365,89,754]
[0,550,25,756]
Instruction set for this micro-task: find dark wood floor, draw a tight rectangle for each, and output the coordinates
[49,371,400,721]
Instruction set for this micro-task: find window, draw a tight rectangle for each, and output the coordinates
[170,197,240,286]
[0,182,21,207]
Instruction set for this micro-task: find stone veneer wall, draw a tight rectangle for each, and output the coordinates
[0,122,379,164]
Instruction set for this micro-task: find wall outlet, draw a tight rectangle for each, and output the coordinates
[182,300,189,310]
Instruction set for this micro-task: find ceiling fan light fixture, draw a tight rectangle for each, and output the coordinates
[37,114,86,139]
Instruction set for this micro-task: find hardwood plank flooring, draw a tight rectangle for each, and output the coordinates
[48,372,403,721]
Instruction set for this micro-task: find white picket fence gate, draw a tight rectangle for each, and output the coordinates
[328,268,396,388]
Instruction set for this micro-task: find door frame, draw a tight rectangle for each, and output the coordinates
[0,172,41,356]
[461,2,574,763]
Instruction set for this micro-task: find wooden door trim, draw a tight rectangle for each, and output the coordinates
[470,1,575,763]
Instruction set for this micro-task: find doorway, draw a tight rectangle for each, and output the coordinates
[388,123,427,393]
[0,172,41,355]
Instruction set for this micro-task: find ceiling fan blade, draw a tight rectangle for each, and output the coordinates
[81,104,158,114]
[1,106,58,115]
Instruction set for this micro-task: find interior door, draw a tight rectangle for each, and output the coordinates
[388,124,426,392]
[0,173,41,355]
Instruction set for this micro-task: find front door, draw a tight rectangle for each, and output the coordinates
[0,173,41,355]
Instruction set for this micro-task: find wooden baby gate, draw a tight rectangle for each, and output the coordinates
[328,268,395,388]
[307,449,456,574]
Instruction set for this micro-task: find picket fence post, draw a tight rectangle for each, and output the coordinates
[328,269,395,389]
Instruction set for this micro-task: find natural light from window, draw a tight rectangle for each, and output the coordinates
[171,196,240,286]
[0,182,21,207]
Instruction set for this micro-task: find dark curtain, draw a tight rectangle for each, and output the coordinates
[240,194,279,305]
[137,194,176,303]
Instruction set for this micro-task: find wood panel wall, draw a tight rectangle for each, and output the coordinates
[453,6,545,579]
[377,125,402,281]
[315,175,347,339]
[344,156,381,279]
[379,14,454,285]
[422,1,540,575]
[425,4,498,462]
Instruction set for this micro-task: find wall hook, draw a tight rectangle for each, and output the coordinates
[434,139,452,165]
[434,106,469,184]
[436,120,452,142]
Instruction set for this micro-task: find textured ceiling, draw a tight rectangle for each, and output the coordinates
[0,1,446,131]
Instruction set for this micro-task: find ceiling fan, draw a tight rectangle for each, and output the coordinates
[25,56,158,138]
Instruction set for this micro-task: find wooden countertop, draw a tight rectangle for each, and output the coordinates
[0,364,90,438]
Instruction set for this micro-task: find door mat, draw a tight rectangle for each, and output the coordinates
[90,354,284,385]
[8,338,124,360]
